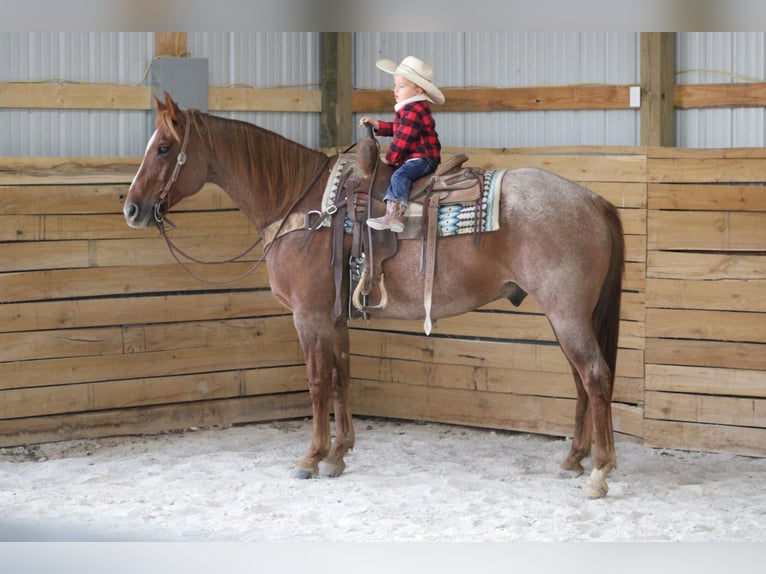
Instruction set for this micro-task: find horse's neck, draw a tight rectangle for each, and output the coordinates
[204,116,327,231]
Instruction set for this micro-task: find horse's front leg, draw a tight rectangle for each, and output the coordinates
[320,319,355,477]
[293,329,334,479]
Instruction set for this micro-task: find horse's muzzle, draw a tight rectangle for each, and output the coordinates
[123,201,154,229]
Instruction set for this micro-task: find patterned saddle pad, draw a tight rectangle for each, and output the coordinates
[321,155,505,240]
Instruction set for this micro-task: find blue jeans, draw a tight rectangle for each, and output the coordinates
[384,158,439,207]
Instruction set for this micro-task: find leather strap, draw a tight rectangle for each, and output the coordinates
[423,191,447,335]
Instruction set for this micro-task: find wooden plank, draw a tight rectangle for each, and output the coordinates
[581,181,646,209]
[0,366,308,420]
[0,210,256,242]
[0,83,150,110]
[0,393,311,448]
[646,308,766,343]
[351,354,649,406]
[0,182,235,215]
[648,146,766,160]
[646,364,766,398]
[0,316,297,364]
[648,157,766,183]
[644,419,766,457]
[0,291,287,334]
[646,338,766,372]
[0,263,271,303]
[351,380,643,440]
[0,157,139,185]
[459,151,646,183]
[675,82,766,109]
[208,87,321,113]
[0,236,265,273]
[121,316,298,355]
[0,327,123,363]
[0,84,320,113]
[626,237,647,267]
[353,85,639,113]
[648,183,766,211]
[351,380,576,437]
[0,332,303,391]
[647,278,766,313]
[647,252,766,281]
[648,211,766,251]
[646,391,766,429]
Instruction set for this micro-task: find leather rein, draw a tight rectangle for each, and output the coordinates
[153,113,331,285]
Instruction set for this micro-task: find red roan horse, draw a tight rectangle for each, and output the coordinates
[124,93,624,498]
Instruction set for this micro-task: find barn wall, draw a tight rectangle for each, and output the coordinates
[4,32,766,156]
[1,147,764,457]
[643,147,766,456]
[0,160,311,446]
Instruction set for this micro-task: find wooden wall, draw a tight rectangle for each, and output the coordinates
[1,147,764,459]
[644,148,766,457]
[0,158,311,447]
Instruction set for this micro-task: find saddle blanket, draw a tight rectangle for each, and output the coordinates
[322,156,505,240]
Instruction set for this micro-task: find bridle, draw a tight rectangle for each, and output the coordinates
[150,109,331,285]
[153,110,191,226]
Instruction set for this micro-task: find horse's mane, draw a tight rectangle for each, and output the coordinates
[157,108,328,217]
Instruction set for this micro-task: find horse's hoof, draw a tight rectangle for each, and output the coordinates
[319,460,345,478]
[291,467,316,480]
[583,482,608,499]
[559,459,585,478]
[583,473,609,499]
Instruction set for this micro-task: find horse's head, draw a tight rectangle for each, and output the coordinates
[123,92,208,228]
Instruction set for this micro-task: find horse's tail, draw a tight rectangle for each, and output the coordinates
[592,199,625,395]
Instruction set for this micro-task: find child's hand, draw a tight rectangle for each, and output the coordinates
[359,116,379,129]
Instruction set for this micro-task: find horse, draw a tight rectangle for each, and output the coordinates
[124,92,624,499]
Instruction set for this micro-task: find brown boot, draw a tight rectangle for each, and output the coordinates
[367,201,406,233]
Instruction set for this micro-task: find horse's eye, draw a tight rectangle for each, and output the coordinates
[158,145,170,155]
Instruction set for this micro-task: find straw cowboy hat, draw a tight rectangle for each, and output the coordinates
[376,56,445,105]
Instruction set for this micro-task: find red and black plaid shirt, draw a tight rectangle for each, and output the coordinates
[376,99,441,167]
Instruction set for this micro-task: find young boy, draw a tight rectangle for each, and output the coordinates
[360,56,444,233]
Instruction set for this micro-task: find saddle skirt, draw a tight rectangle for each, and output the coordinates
[322,153,505,240]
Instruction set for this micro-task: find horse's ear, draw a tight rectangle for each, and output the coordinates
[164,91,182,123]
[153,93,166,113]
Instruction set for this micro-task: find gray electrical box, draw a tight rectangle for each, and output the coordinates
[150,57,209,112]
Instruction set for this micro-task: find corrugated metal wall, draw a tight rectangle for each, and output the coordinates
[0,32,155,156]
[676,32,766,147]
[354,32,641,147]
[186,32,322,148]
[1,32,765,155]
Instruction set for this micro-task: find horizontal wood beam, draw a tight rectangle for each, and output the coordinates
[354,85,641,112]
[3,82,766,112]
[675,82,766,109]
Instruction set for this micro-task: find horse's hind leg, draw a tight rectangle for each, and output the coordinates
[551,318,617,498]
[560,367,593,477]
[321,320,355,477]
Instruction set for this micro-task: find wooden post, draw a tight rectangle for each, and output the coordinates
[155,32,188,57]
[320,32,353,149]
[640,33,675,146]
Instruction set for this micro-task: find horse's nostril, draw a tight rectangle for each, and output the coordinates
[125,202,139,221]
